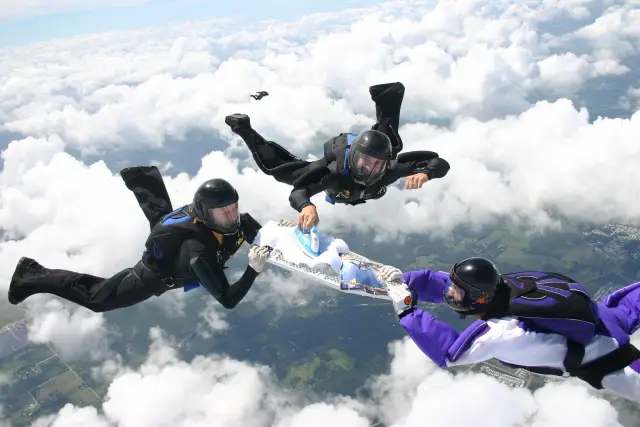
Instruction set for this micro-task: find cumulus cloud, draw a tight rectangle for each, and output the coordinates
[244,269,319,314]
[26,298,110,362]
[196,299,230,339]
[566,4,640,61]
[16,331,634,427]
[1,0,639,154]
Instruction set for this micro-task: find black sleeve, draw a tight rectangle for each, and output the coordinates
[386,151,451,182]
[240,213,262,244]
[184,239,259,309]
[288,166,335,212]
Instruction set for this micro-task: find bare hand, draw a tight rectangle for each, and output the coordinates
[297,205,319,230]
[404,173,429,190]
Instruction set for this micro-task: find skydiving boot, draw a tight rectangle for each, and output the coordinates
[225,113,252,134]
[369,82,405,109]
[120,165,156,184]
[8,257,46,304]
[369,82,405,155]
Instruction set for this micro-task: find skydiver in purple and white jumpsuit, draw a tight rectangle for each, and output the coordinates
[377,257,640,402]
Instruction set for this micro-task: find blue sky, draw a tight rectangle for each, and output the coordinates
[0,0,386,47]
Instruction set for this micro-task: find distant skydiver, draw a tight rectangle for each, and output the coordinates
[377,258,640,402]
[250,91,269,101]
[225,82,450,230]
[7,166,271,312]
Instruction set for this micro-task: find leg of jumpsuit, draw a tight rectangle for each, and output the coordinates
[601,281,640,336]
[230,125,311,186]
[120,166,173,229]
[369,82,405,159]
[597,282,640,401]
[7,258,156,312]
[7,167,175,311]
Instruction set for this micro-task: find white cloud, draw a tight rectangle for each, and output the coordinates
[17,331,634,427]
[537,53,627,93]
[244,269,318,313]
[196,300,230,339]
[1,0,639,154]
[568,5,640,61]
[26,298,110,362]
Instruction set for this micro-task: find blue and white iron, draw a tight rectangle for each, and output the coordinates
[294,226,321,258]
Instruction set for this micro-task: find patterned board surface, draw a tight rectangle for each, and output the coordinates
[265,240,392,301]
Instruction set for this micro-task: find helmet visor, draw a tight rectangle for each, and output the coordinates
[351,152,387,184]
[207,202,239,230]
[443,277,491,312]
[443,279,472,310]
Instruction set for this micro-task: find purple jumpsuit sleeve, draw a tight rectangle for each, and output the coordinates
[400,309,490,367]
[402,269,450,303]
[398,269,490,367]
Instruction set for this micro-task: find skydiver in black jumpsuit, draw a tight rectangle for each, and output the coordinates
[7,166,270,312]
[225,82,450,229]
[250,91,269,100]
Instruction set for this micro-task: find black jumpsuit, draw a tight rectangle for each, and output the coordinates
[228,82,450,211]
[7,166,263,312]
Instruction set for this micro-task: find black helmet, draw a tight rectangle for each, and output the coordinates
[348,130,392,185]
[193,179,240,235]
[443,257,502,315]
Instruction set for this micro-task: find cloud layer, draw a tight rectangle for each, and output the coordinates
[22,329,638,427]
[1,0,639,153]
[1,0,640,425]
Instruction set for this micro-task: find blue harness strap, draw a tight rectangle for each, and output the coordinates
[325,133,356,204]
[343,133,356,176]
[183,282,201,292]
[160,206,191,226]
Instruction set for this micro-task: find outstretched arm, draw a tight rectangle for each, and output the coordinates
[288,166,334,211]
[403,269,450,304]
[381,265,493,367]
[403,310,575,369]
[389,266,568,369]
[189,256,259,309]
[384,151,451,186]
[183,239,267,309]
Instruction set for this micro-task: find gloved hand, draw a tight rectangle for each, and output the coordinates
[386,281,416,317]
[248,245,270,273]
[376,265,404,283]
[278,219,296,227]
[376,265,416,317]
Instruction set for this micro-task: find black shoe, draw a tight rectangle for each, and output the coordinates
[369,82,405,101]
[8,257,40,305]
[225,114,251,132]
[119,166,157,183]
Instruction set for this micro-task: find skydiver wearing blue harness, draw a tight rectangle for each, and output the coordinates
[7,166,270,312]
[224,82,450,230]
